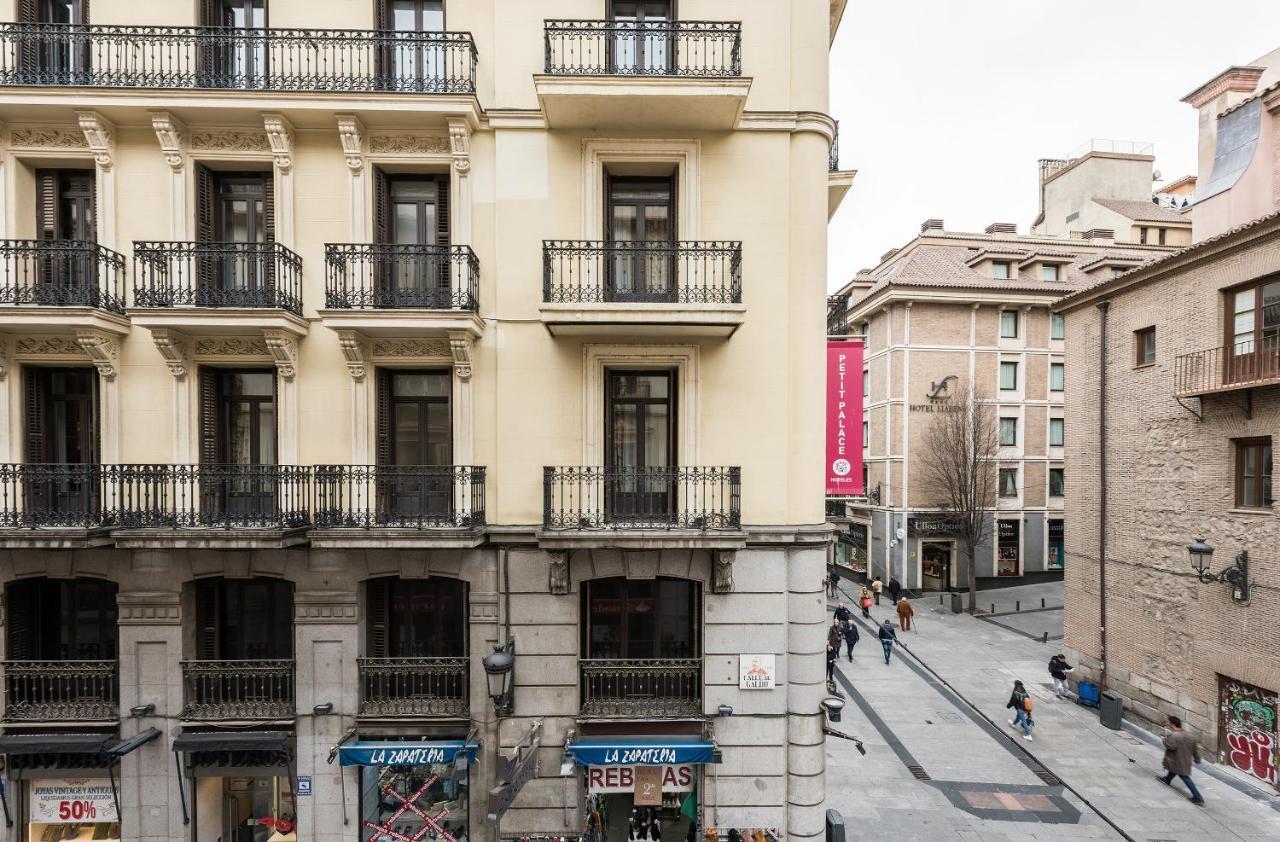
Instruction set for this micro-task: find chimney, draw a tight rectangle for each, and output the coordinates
[880,248,899,263]
[984,222,1017,235]
[920,219,944,233]
[1083,228,1115,241]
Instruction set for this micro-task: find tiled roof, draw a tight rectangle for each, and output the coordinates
[1092,198,1190,224]
[1219,79,1280,117]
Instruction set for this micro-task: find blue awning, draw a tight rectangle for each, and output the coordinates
[338,740,478,768]
[566,741,717,766]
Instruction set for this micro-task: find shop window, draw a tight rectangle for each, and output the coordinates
[222,776,296,842]
[1234,437,1273,509]
[1048,520,1064,569]
[999,310,1018,337]
[1049,418,1064,447]
[360,758,466,842]
[1135,326,1155,366]
[998,468,1018,497]
[1049,468,1065,497]
[997,519,1020,576]
[999,417,1017,446]
[999,361,1018,391]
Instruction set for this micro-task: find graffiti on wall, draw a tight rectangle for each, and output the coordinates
[1218,677,1278,792]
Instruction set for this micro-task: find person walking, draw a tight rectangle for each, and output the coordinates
[1048,654,1073,698]
[877,620,898,665]
[871,576,883,605]
[888,576,902,605]
[896,597,914,632]
[858,587,873,618]
[825,643,837,685]
[1006,680,1034,741]
[828,567,841,598]
[841,619,859,662]
[1157,715,1204,805]
[828,619,844,658]
[833,601,851,624]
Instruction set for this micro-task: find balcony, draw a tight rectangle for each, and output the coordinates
[536,20,749,129]
[319,244,482,339]
[310,465,485,548]
[357,657,468,719]
[579,658,702,718]
[0,23,477,94]
[827,120,855,219]
[0,463,118,548]
[541,241,744,338]
[2,660,118,723]
[1174,340,1280,397]
[827,292,850,336]
[0,240,128,337]
[180,659,294,721]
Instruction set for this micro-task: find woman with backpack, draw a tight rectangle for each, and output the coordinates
[1006,680,1035,741]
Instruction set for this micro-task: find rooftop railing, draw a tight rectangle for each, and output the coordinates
[544,20,741,77]
[0,240,126,313]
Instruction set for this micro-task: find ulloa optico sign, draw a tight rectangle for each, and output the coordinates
[826,339,865,496]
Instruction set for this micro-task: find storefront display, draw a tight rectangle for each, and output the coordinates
[339,739,476,842]
[570,741,714,842]
[1048,520,1064,570]
[920,542,951,591]
[223,775,295,842]
[28,779,119,842]
[997,519,1020,577]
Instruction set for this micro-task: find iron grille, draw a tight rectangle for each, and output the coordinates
[113,464,312,530]
[543,466,740,530]
[0,463,111,528]
[324,244,479,310]
[0,240,126,313]
[1,660,118,722]
[132,241,303,314]
[1174,339,1280,396]
[180,659,295,721]
[357,657,469,718]
[312,465,485,529]
[544,20,741,77]
[543,241,742,305]
[579,658,702,717]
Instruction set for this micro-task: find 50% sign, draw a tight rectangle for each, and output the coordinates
[57,800,99,821]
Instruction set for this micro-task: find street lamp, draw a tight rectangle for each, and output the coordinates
[820,696,845,723]
[1187,538,1250,603]
[483,640,516,716]
[819,697,864,755]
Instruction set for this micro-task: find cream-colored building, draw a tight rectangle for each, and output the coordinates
[0,2,848,841]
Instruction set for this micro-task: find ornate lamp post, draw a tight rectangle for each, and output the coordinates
[482,640,516,716]
[1187,538,1250,603]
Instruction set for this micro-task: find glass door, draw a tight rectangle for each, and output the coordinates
[610,1,673,74]
[33,0,90,83]
[1226,280,1280,385]
[215,371,276,521]
[34,170,96,304]
[24,367,98,521]
[215,174,269,303]
[382,371,452,521]
[210,0,267,88]
[383,177,445,307]
[387,0,445,90]
[606,177,675,302]
[605,371,675,524]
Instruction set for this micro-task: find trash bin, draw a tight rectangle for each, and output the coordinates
[1100,691,1124,730]
[950,592,964,614]
[825,809,845,842]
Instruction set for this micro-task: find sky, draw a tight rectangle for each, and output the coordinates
[827,0,1280,290]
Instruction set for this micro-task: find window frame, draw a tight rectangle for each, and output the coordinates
[998,467,1018,498]
[1233,437,1273,510]
[1050,313,1065,340]
[999,310,1018,338]
[1135,326,1156,367]
[991,261,1011,280]
[999,361,1018,391]
[1042,263,1060,282]
[998,417,1017,447]
[1050,362,1065,392]
[1049,417,1065,448]
[1049,467,1065,497]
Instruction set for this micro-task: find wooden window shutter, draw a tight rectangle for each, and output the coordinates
[367,578,389,658]
[263,173,276,242]
[195,579,221,661]
[35,171,59,241]
[5,580,37,661]
[195,164,215,242]
[373,168,390,245]
[81,0,90,24]
[436,175,450,246]
[23,368,47,464]
[18,0,37,22]
[198,368,220,464]
[375,369,391,466]
[199,0,219,26]
[374,0,388,30]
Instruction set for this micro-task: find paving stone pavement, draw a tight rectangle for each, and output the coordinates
[823,582,1280,842]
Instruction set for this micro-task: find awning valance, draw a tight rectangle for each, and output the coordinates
[338,740,478,767]
[0,732,115,756]
[173,730,292,754]
[566,740,717,766]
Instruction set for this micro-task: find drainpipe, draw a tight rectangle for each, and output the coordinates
[1096,301,1110,690]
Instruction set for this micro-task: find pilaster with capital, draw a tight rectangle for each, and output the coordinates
[150,112,189,239]
[448,331,474,464]
[77,111,117,248]
[447,117,472,245]
[336,114,367,242]
[338,330,372,464]
[263,329,300,464]
[263,113,295,247]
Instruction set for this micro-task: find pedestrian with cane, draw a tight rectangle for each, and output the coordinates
[896,597,914,631]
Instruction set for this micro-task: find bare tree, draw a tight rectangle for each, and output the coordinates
[919,382,999,614]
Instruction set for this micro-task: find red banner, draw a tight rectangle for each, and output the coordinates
[825,339,864,496]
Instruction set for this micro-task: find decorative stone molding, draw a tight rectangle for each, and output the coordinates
[447,118,471,174]
[336,114,366,171]
[193,336,270,357]
[191,130,270,153]
[9,127,87,149]
[76,111,115,170]
[371,338,451,358]
[262,113,294,172]
[549,552,571,596]
[118,592,181,626]
[262,329,299,380]
[337,330,369,381]
[150,111,187,172]
[149,328,190,379]
[712,550,736,594]
[15,336,82,356]
[469,591,500,621]
[295,591,358,624]
[447,331,473,381]
[368,134,450,155]
[74,329,119,380]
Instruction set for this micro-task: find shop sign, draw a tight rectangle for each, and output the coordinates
[30,779,118,824]
[908,516,962,537]
[825,339,865,496]
[739,654,776,690]
[909,375,965,413]
[338,740,477,767]
[633,766,663,806]
[586,765,695,794]
[569,741,716,766]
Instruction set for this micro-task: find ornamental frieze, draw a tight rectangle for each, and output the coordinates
[372,339,451,358]
[194,336,270,357]
[191,130,271,153]
[368,134,451,155]
[9,127,88,149]
[15,336,83,356]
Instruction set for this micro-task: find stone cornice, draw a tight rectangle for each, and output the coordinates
[1180,65,1264,108]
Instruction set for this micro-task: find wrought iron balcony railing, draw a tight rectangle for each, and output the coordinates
[543,466,740,530]
[827,292,851,336]
[0,463,114,529]
[1,660,118,722]
[829,120,840,172]
[0,240,126,313]
[543,241,742,305]
[115,464,311,530]
[132,241,303,315]
[580,658,702,718]
[313,465,485,529]
[324,244,479,311]
[0,23,477,93]
[1174,339,1280,396]
[545,20,741,77]
[181,659,295,721]
[358,656,468,718]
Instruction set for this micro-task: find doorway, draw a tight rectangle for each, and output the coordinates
[605,175,676,302]
[605,370,676,523]
[921,541,952,591]
[608,0,674,74]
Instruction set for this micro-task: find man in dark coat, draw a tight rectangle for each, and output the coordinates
[877,620,898,665]
[825,643,837,684]
[833,601,852,624]
[841,619,859,662]
[1048,654,1073,698]
[828,619,844,657]
[1157,715,1204,804]
[888,576,902,604]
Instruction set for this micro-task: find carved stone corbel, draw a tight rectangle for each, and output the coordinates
[262,329,298,380]
[336,114,366,172]
[712,550,736,594]
[76,111,115,170]
[548,551,571,596]
[74,329,119,380]
[262,113,294,173]
[0,335,9,381]
[447,117,471,174]
[150,111,187,172]
[447,331,473,381]
[336,329,369,381]
[149,328,190,379]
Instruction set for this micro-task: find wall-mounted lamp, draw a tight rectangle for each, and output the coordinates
[820,697,865,755]
[129,703,155,718]
[717,704,734,717]
[483,639,516,716]
[1187,538,1250,602]
[313,702,334,715]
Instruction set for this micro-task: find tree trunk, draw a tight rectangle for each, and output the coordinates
[967,544,977,614]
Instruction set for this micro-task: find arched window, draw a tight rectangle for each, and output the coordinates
[581,577,699,660]
[5,577,117,661]
[366,577,467,658]
[194,577,293,660]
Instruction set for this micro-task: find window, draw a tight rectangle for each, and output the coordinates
[992,261,1011,279]
[1049,417,1064,447]
[998,468,1018,497]
[999,361,1018,391]
[200,369,276,465]
[1050,313,1065,340]
[1050,362,1065,392]
[999,310,1018,338]
[583,577,699,660]
[1049,468,1065,497]
[1048,520,1064,569]
[1234,438,1273,509]
[203,1,269,87]
[1042,264,1060,282]
[194,577,294,661]
[609,1,675,73]
[607,370,676,520]
[365,576,466,659]
[1111,267,1125,279]
[999,417,1017,446]
[606,174,676,301]
[1139,226,1148,245]
[1135,326,1156,366]
[5,577,118,661]
[194,166,275,304]
[862,420,868,449]
[1158,228,1167,246]
[863,369,869,398]
[1225,278,1280,384]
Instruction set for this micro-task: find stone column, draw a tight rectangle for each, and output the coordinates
[786,545,827,842]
